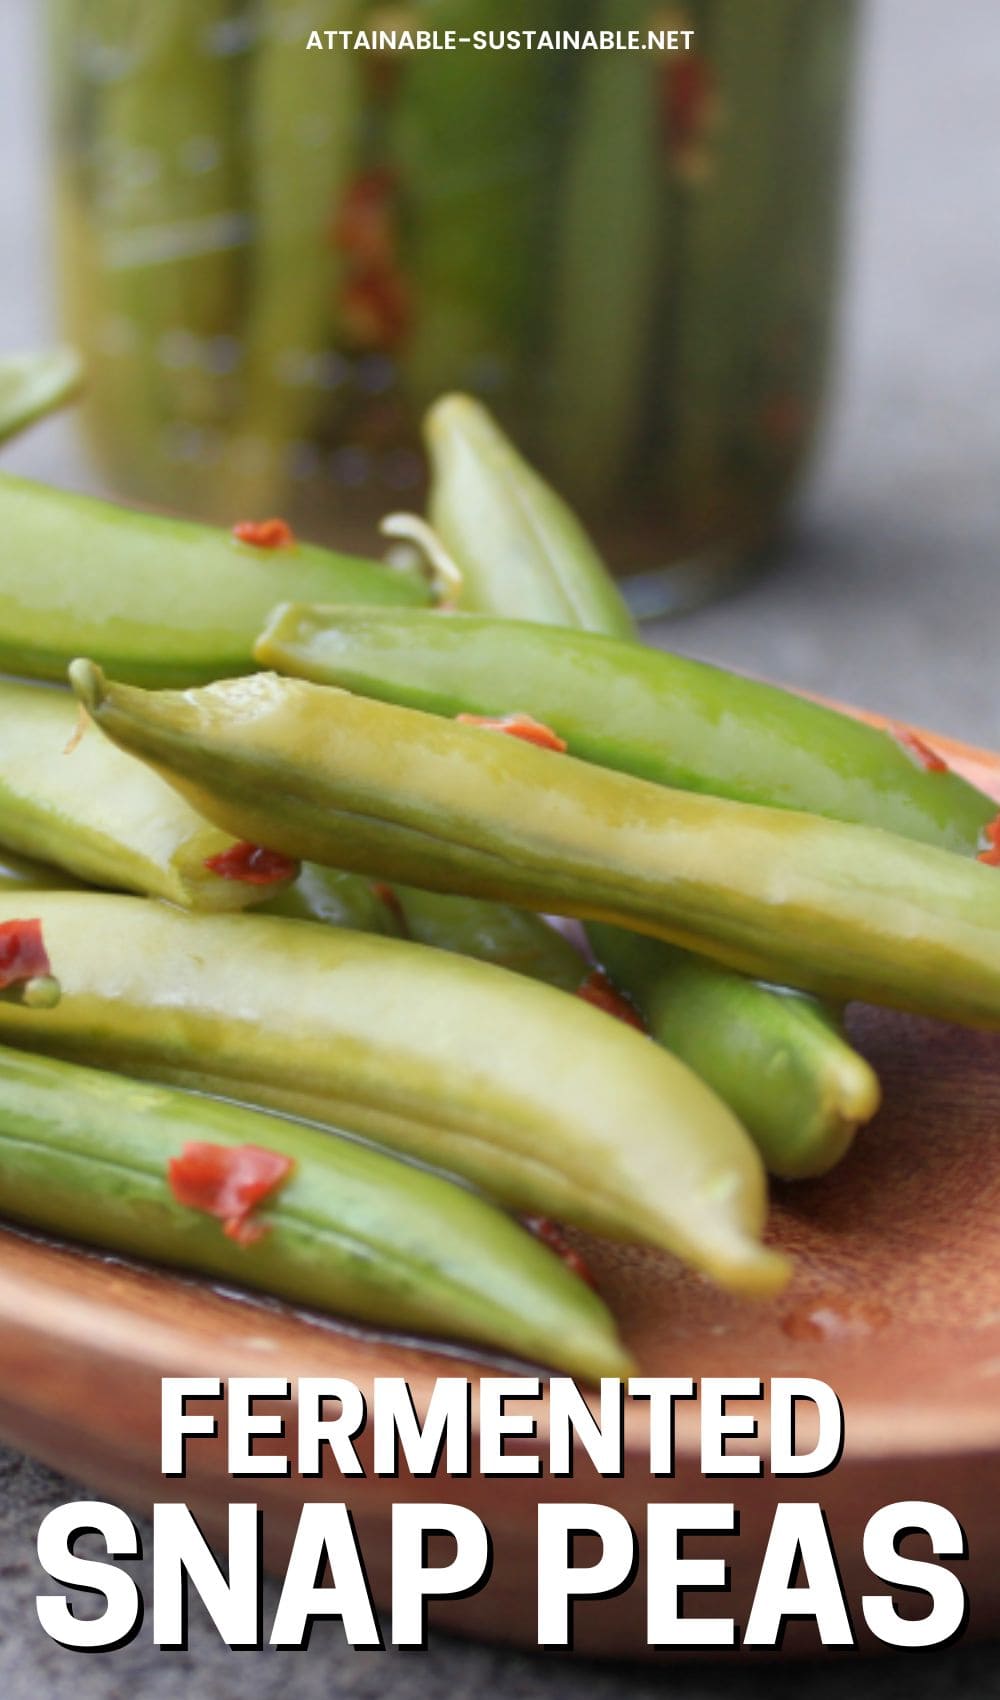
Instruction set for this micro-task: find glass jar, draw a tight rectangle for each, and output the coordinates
[48,1,858,614]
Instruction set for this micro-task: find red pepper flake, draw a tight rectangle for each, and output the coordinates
[978,815,1000,866]
[522,1216,597,1289]
[204,842,298,886]
[168,1143,294,1247]
[660,53,717,179]
[456,712,568,754]
[577,969,647,1032]
[232,517,296,550]
[890,724,949,774]
[759,391,807,450]
[332,167,399,269]
[0,918,52,991]
[333,168,411,350]
[371,881,408,933]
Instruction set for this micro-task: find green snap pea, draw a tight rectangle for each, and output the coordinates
[540,1,661,509]
[391,886,586,991]
[406,400,886,1180]
[0,473,429,688]
[586,923,878,1180]
[264,864,585,986]
[254,605,994,855]
[226,0,364,513]
[261,863,405,935]
[0,680,293,910]
[70,664,1000,1031]
[424,394,636,638]
[0,1042,630,1379]
[0,890,787,1296]
[0,849,85,893]
[0,348,84,445]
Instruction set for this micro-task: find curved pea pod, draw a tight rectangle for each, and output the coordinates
[424,395,637,638]
[0,891,787,1296]
[0,347,83,445]
[0,474,429,688]
[262,863,404,936]
[0,681,294,910]
[263,863,583,985]
[254,605,994,855]
[586,923,880,1181]
[0,849,85,893]
[70,665,1000,1030]
[413,380,883,1177]
[0,1044,630,1379]
[392,886,586,990]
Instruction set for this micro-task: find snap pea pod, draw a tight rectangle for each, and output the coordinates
[71,665,1000,1031]
[262,862,582,987]
[262,863,404,936]
[586,924,877,1180]
[390,886,586,991]
[0,473,429,687]
[541,0,661,508]
[424,395,636,638]
[0,890,786,1296]
[0,347,83,445]
[254,605,994,854]
[0,1043,629,1379]
[388,3,561,411]
[227,0,364,512]
[406,402,884,1177]
[0,849,85,893]
[0,681,293,910]
[68,1,251,508]
[661,4,799,522]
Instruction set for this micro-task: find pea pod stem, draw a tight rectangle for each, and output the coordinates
[0,889,785,1295]
[0,473,429,688]
[0,1042,630,1379]
[0,680,293,910]
[69,664,1000,1032]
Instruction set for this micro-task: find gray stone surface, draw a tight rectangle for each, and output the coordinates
[1,0,999,1691]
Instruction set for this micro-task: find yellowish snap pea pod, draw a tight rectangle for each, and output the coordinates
[0,681,295,910]
[0,1043,630,1380]
[69,664,1000,1031]
[0,891,787,1296]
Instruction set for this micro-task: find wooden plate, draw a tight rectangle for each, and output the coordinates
[1,719,998,1659]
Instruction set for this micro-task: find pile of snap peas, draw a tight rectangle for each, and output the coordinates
[0,351,997,1380]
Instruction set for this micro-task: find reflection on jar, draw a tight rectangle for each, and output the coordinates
[49,1,858,615]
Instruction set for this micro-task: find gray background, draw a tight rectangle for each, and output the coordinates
[1,0,999,1693]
